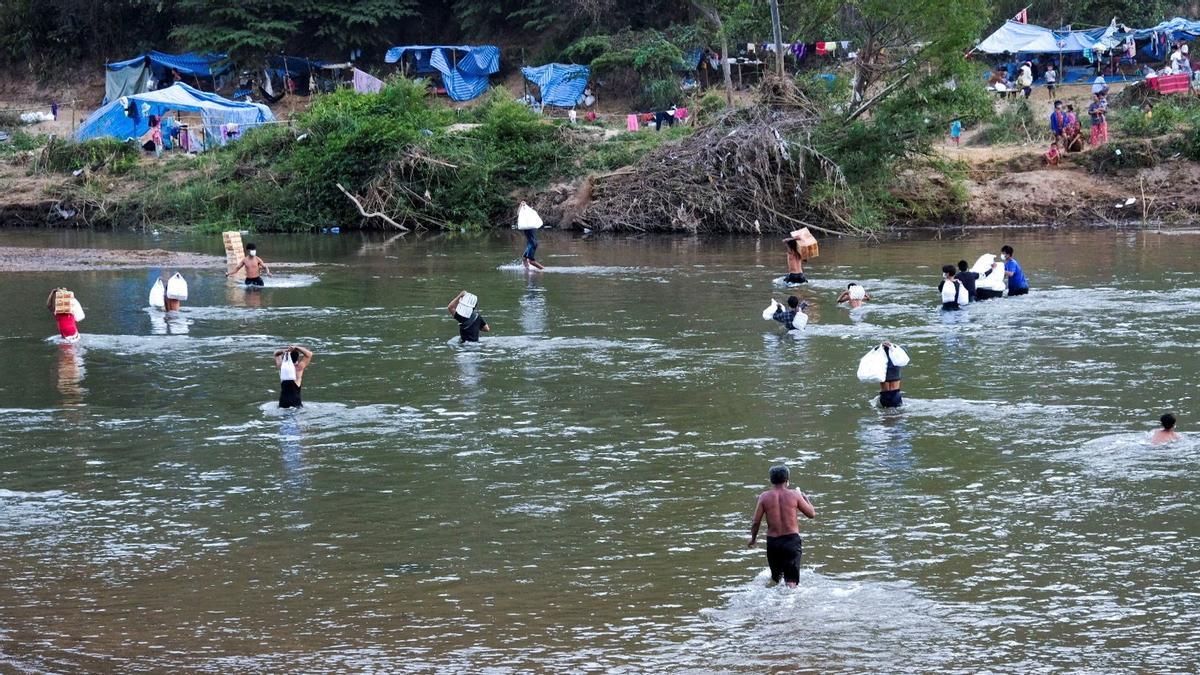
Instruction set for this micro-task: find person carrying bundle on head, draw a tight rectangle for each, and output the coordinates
[274,345,313,409]
[836,283,871,309]
[782,228,818,284]
[448,291,490,343]
[45,288,85,342]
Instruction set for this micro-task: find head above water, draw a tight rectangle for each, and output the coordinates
[942,264,956,277]
[245,242,257,257]
[957,260,969,272]
[786,296,800,309]
[1161,413,1176,430]
[769,465,789,485]
[1001,245,1014,258]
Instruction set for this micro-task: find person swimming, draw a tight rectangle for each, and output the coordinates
[747,464,816,588]
[1151,413,1180,445]
[274,345,313,409]
[836,283,871,308]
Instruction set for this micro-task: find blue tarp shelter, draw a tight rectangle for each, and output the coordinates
[975,20,1106,54]
[105,51,230,103]
[1129,17,1200,40]
[384,45,500,101]
[521,64,590,107]
[77,83,275,151]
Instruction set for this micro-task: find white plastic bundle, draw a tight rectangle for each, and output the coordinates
[761,300,779,320]
[790,312,808,330]
[69,298,85,322]
[848,284,866,301]
[279,353,297,382]
[148,279,166,309]
[165,273,188,301]
[857,346,888,383]
[972,254,1007,292]
[456,291,479,319]
[516,203,543,230]
[887,344,911,367]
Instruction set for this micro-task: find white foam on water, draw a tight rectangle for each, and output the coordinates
[258,273,321,288]
[497,262,645,275]
[1045,432,1200,479]
[165,305,345,321]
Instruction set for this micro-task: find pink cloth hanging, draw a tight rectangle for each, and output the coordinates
[626,114,639,131]
[673,107,688,120]
[352,68,384,94]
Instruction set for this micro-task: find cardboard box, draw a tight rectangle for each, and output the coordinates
[54,289,74,315]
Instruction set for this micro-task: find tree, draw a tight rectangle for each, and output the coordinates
[690,1,735,106]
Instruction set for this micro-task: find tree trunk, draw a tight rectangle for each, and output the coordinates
[769,0,785,79]
[690,1,735,107]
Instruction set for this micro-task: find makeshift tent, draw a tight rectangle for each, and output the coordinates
[1128,17,1200,40]
[384,45,500,101]
[521,64,590,107]
[77,83,275,151]
[265,55,327,95]
[974,20,1106,54]
[105,51,230,103]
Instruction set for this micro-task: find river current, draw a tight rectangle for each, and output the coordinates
[0,228,1197,672]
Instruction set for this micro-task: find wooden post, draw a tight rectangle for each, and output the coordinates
[223,231,246,280]
[769,0,785,79]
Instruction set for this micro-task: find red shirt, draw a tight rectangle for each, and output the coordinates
[55,313,78,338]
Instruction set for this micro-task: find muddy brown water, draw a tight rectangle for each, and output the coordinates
[0,228,1198,672]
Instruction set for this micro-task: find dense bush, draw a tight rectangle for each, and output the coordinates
[34,137,139,174]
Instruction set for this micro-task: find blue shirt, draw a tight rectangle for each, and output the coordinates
[1005,258,1028,290]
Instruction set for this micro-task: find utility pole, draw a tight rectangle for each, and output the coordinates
[770,0,784,78]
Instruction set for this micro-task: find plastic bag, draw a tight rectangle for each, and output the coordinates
[165,273,188,301]
[279,352,297,382]
[516,204,543,230]
[456,291,478,319]
[69,298,85,322]
[761,300,779,320]
[972,254,1006,292]
[790,311,808,330]
[857,346,888,383]
[848,284,866,301]
[148,279,165,309]
[886,344,911,367]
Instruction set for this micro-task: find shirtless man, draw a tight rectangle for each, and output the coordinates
[226,242,273,287]
[836,282,871,309]
[1151,413,1180,445]
[747,465,816,588]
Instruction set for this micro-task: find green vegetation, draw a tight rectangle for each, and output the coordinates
[973,100,1046,146]
[579,126,693,172]
[67,79,577,231]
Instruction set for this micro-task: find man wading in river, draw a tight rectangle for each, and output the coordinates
[747,465,816,588]
[226,242,273,287]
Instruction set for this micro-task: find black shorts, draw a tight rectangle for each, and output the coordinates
[941,302,960,311]
[766,533,802,584]
[784,272,808,284]
[1008,286,1029,296]
[279,380,303,409]
[976,288,1003,301]
[880,388,903,408]
[245,276,265,287]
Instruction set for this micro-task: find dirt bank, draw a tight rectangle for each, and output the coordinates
[0,246,224,272]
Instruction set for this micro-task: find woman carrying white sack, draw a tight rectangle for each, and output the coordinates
[517,200,545,271]
[857,341,910,408]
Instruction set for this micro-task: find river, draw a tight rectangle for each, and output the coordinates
[0,228,1197,672]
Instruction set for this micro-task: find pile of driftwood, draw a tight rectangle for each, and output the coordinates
[565,80,860,236]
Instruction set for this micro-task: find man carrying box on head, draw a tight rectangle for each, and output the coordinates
[46,288,85,342]
[783,228,819,285]
[447,291,490,344]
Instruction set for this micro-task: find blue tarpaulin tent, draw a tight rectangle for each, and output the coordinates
[1129,17,1200,40]
[78,83,275,151]
[975,20,1106,54]
[105,51,231,103]
[521,64,590,107]
[384,45,500,101]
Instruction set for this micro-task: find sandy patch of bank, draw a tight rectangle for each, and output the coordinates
[0,246,224,272]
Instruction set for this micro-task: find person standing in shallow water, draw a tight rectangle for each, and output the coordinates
[747,465,815,588]
[274,345,313,409]
[226,242,273,286]
[1000,245,1029,296]
[783,239,807,284]
[880,341,904,408]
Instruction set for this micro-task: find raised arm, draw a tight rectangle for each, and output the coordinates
[747,497,765,548]
[45,289,57,313]
[796,490,816,519]
[292,345,314,370]
[447,290,465,317]
[835,291,850,303]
